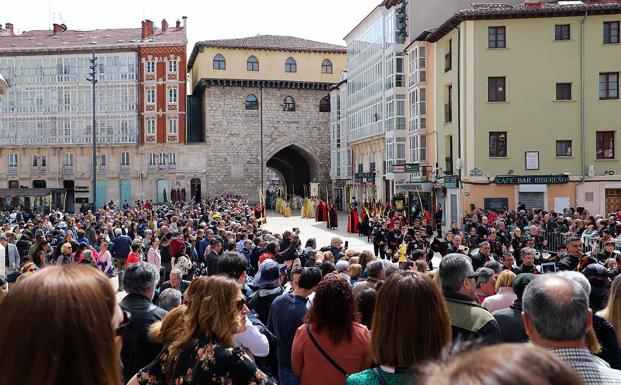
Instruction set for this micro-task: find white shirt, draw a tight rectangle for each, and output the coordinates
[0,244,5,277]
[234,318,270,357]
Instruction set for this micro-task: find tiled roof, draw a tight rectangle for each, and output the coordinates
[0,26,186,52]
[427,1,621,42]
[188,35,346,70]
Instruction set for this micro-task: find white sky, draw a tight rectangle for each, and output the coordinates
[4,0,380,48]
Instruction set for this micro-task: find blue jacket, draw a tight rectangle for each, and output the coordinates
[111,234,131,260]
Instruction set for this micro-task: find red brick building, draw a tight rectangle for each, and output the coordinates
[138,18,187,145]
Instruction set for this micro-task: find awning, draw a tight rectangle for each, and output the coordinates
[0,188,63,198]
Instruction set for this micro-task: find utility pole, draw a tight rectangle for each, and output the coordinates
[87,50,98,210]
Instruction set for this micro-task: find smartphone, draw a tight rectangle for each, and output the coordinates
[541,262,557,274]
[344,241,349,249]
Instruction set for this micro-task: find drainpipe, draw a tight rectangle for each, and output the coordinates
[456,26,462,179]
[579,11,588,184]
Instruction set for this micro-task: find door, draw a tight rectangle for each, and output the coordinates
[190,178,202,202]
[156,179,169,204]
[119,179,132,207]
[519,192,544,210]
[95,180,107,209]
[605,189,621,216]
[450,194,458,223]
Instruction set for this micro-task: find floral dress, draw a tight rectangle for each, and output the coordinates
[137,334,275,385]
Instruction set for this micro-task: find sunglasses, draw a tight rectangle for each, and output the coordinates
[116,311,132,336]
[236,298,247,311]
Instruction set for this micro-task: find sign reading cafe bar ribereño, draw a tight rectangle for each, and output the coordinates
[494,175,569,185]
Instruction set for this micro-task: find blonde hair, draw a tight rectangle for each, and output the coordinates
[347,263,362,279]
[323,251,335,263]
[166,276,244,376]
[598,275,621,345]
[61,242,73,254]
[495,270,516,292]
[149,305,187,344]
[349,257,360,265]
[20,261,37,274]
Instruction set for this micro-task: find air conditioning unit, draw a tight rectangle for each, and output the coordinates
[587,165,595,177]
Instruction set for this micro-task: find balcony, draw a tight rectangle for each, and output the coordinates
[98,166,107,173]
[120,165,130,173]
[444,103,452,124]
[63,165,74,175]
[8,166,18,175]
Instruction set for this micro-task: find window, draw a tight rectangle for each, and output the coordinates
[555,24,571,41]
[99,154,107,166]
[168,87,177,103]
[168,153,176,166]
[146,119,156,135]
[245,94,258,110]
[488,26,506,48]
[603,21,620,44]
[168,60,177,73]
[32,155,39,167]
[321,59,333,74]
[147,88,155,104]
[283,96,295,111]
[600,72,619,99]
[146,60,155,74]
[285,57,297,73]
[213,54,226,70]
[358,164,363,173]
[64,152,74,167]
[556,140,572,157]
[41,155,46,167]
[596,131,615,159]
[149,153,157,166]
[247,56,259,71]
[167,118,178,135]
[121,152,130,166]
[489,132,507,157]
[319,95,330,112]
[556,83,572,100]
[488,77,506,102]
[445,39,452,72]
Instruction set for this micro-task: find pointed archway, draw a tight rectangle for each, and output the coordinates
[266,145,318,197]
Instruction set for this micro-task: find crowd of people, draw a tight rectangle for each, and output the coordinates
[1,195,621,385]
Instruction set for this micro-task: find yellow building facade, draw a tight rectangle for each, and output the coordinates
[427,3,621,223]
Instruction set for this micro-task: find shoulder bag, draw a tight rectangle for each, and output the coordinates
[305,324,348,376]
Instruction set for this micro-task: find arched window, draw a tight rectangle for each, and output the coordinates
[285,57,297,73]
[213,54,226,70]
[321,59,333,74]
[247,55,259,71]
[283,96,295,111]
[319,95,330,112]
[245,94,258,110]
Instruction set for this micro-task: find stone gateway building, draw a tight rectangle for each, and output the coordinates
[187,35,346,200]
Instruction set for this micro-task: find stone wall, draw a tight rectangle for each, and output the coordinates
[202,86,331,201]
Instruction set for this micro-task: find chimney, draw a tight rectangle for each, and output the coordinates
[182,16,187,29]
[5,22,14,36]
[175,19,181,29]
[53,23,63,34]
[161,19,168,32]
[146,19,153,38]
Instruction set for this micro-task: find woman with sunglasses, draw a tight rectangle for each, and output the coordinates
[130,275,275,385]
[0,264,125,385]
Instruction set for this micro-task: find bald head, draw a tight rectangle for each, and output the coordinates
[523,274,590,342]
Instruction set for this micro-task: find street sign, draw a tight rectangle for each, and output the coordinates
[444,175,459,188]
[405,164,419,173]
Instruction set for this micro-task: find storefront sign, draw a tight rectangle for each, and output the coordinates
[494,175,569,185]
[444,175,459,189]
[395,182,434,193]
[354,172,376,182]
[393,165,405,173]
[405,164,419,173]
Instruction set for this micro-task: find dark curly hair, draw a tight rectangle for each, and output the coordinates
[305,272,358,344]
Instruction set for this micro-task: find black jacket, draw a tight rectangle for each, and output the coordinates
[119,294,167,382]
[493,301,528,343]
[206,250,219,276]
[160,279,191,294]
[248,285,284,325]
[470,252,491,271]
[558,255,581,271]
[111,234,132,260]
[594,314,621,370]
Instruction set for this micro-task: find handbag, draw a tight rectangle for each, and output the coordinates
[305,324,348,376]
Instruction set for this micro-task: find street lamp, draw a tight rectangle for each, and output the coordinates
[86,50,98,210]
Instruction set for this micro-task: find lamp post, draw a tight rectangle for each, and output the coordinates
[86,50,98,210]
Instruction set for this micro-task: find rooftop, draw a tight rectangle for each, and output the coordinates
[0,22,186,52]
[188,34,346,69]
[427,1,621,42]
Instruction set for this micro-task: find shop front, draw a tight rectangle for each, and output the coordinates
[463,175,575,214]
